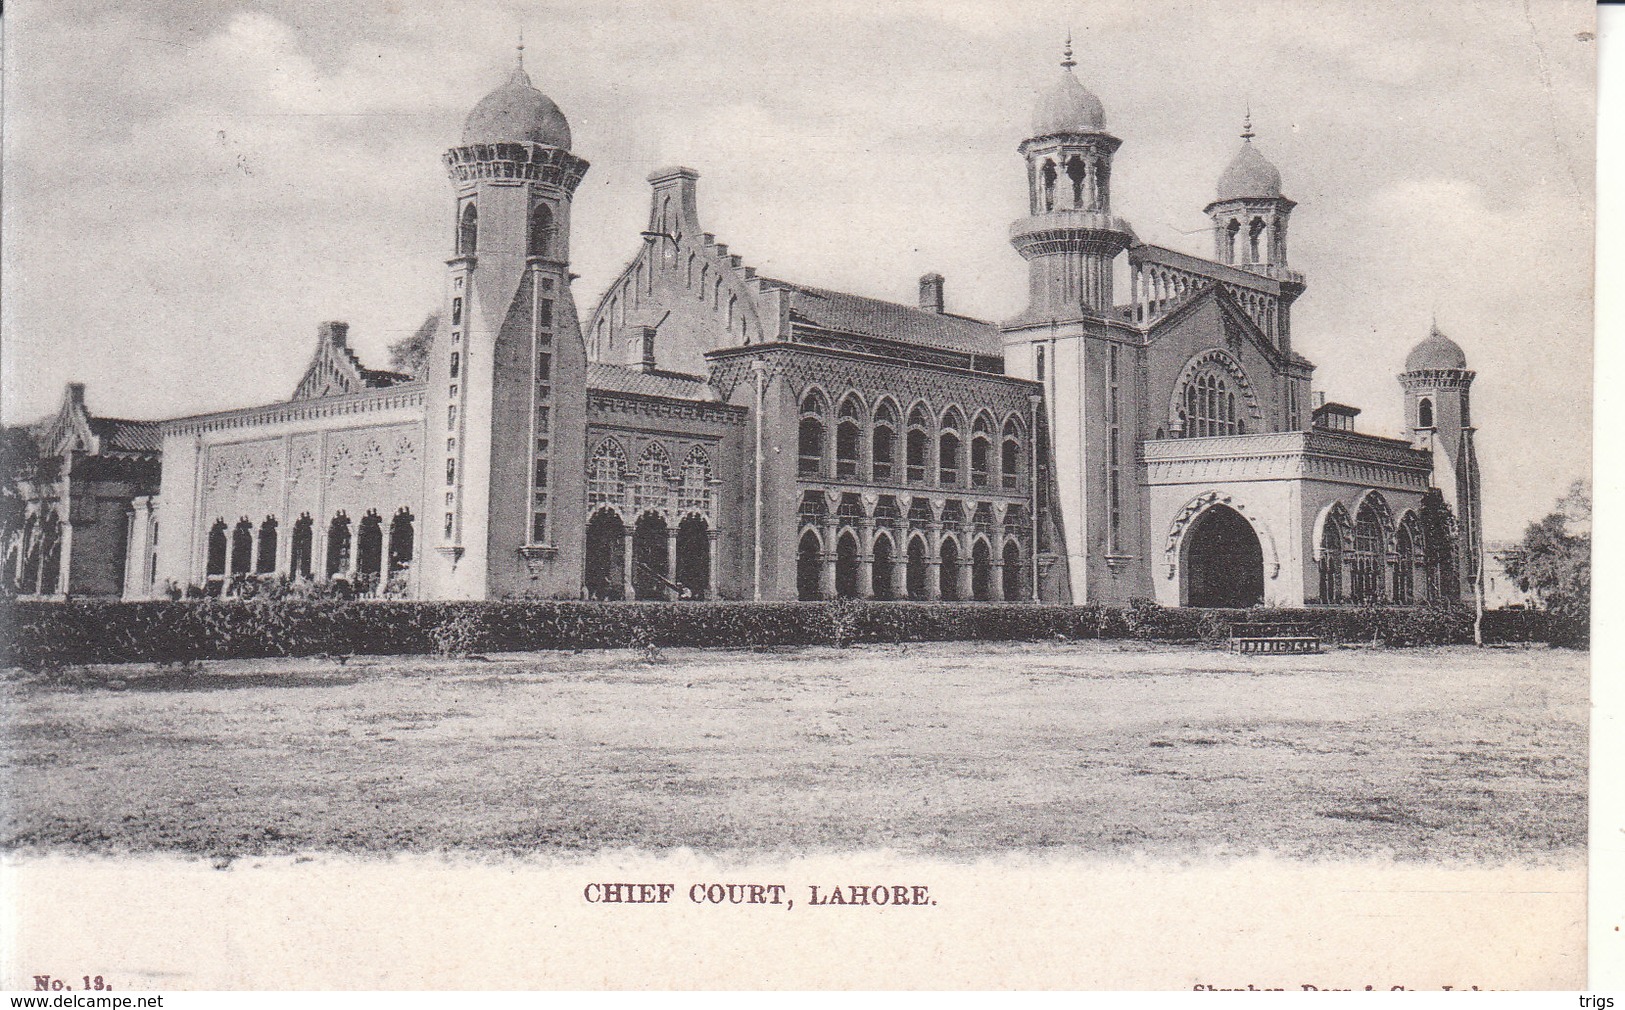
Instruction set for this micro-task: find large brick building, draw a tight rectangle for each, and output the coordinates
[4,45,1482,607]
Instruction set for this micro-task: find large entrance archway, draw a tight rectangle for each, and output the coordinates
[585,511,627,600]
[632,513,669,600]
[1183,504,1263,607]
[675,516,710,599]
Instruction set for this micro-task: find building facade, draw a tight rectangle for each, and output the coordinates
[4,46,1483,607]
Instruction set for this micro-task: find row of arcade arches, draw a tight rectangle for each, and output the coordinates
[797,389,1027,491]
[584,509,713,600]
[795,526,1028,602]
[204,508,415,594]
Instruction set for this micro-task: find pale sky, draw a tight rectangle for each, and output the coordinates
[0,0,1596,540]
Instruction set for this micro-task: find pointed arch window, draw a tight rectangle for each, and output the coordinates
[1224,219,1241,264]
[458,202,478,256]
[1041,160,1057,212]
[1248,217,1265,263]
[588,438,627,506]
[1318,515,1345,604]
[970,413,994,488]
[872,401,898,482]
[1002,418,1022,490]
[1352,502,1386,602]
[836,396,864,479]
[938,409,964,487]
[636,443,672,509]
[799,391,828,477]
[528,203,554,258]
[1182,371,1239,437]
[906,405,931,484]
[679,446,712,515]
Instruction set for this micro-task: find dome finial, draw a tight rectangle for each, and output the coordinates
[1241,104,1254,142]
[517,27,525,71]
[1061,33,1076,70]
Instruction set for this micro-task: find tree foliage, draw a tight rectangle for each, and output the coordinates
[387,311,439,377]
[1504,479,1589,645]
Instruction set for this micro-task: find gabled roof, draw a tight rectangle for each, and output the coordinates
[292,322,411,401]
[587,362,716,401]
[761,279,1001,356]
[22,383,163,459]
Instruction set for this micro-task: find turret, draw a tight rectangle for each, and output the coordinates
[1009,39,1136,318]
[1204,113,1304,353]
[1399,321,1481,600]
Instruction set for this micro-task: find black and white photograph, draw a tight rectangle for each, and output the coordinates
[0,0,1605,993]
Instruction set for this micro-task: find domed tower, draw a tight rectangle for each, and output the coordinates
[1009,39,1136,317]
[1399,322,1481,600]
[1204,114,1305,351]
[419,47,591,599]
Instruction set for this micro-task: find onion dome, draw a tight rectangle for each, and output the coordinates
[462,55,572,150]
[1405,321,1468,371]
[1032,38,1107,135]
[1215,115,1283,201]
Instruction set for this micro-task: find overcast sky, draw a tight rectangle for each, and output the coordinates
[0,0,1595,539]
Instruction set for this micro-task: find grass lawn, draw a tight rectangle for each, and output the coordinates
[1,640,1586,861]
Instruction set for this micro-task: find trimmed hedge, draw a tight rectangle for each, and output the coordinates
[0,598,1569,669]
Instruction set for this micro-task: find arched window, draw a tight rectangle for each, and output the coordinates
[458,202,478,256]
[836,395,863,479]
[388,509,414,582]
[206,520,228,580]
[291,514,314,579]
[528,203,554,258]
[1248,217,1265,263]
[871,401,897,482]
[635,442,671,510]
[588,439,627,505]
[1182,370,1239,437]
[1318,512,1345,604]
[1393,520,1417,604]
[326,514,352,577]
[679,446,712,515]
[230,519,254,576]
[799,391,827,477]
[972,414,995,484]
[1224,219,1240,263]
[938,409,964,486]
[356,512,385,588]
[1352,502,1385,602]
[906,405,931,484]
[449,352,460,379]
[256,517,278,574]
[1001,418,1022,490]
[1418,397,1434,429]
[1041,159,1057,211]
[797,530,823,601]
[1066,155,1086,208]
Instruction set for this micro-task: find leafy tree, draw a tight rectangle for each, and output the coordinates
[0,427,41,594]
[387,311,439,377]
[1418,488,1458,602]
[1504,479,1590,646]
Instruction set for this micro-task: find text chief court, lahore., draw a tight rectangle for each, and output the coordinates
[6,41,1483,608]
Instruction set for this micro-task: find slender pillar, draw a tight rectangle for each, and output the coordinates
[666,527,680,600]
[706,529,720,600]
[991,561,1005,602]
[622,526,636,599]
[926,523,943,601]
[857,519,875,598]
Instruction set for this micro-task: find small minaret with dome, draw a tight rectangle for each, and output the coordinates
[1400,321,1482,599]
[1008,38,1137,319]
[418,44,592,600]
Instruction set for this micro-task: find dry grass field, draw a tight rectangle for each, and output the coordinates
[1,640,1586,861]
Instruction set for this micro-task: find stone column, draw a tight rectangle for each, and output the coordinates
[926,523,943,601]
[958,528,974,601]
[706,529,720,600]
[991,560,1005,602]
[622,525,636,600]
[666,527,680,600]
[857,519,875,599]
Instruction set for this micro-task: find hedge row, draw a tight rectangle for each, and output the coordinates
[0,598,1570,668]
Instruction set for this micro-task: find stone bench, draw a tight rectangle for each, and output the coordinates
[1228,622,1322,655]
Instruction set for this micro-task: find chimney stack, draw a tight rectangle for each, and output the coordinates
[918,273,945,314]
[320,321,350,347]
[637,326,658,372]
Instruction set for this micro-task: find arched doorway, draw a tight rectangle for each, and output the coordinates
[797,530,822,601]
[675,516,709,599]
[972,539,993,601]
[356,512,384,590]
[906,536,928,600]
[585,511,627,600]
[1002,540,1024,602]
[938,536,961,601]
[388,510,415,584]
[835,530,861,598]
[632,513,669,599]
[1183,504,1263,607]
[871,534,895,601]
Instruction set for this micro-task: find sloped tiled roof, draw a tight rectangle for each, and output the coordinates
[761,279,1001,356]
[89,418,163,454]
[587,363,715,401]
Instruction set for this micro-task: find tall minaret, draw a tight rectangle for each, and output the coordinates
[1001,39,1138,605]
[1009,38,1136,317]
[1399,321,1482,600]
[419,47,591,599]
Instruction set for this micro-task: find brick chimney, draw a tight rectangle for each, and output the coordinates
[319,321,350,347]
[918,273,945,314]
[637,326,658,372]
